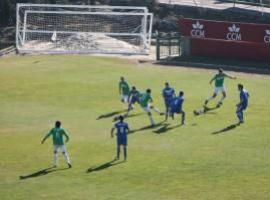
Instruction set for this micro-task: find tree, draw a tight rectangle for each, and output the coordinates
[0,0,12,25]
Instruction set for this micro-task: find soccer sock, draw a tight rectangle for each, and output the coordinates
[181,111,186,124]
[152,107,161,114]
[165,113,168,120]
[125,109,131,117]
[218,96,226,104]
[53,152,58,167]
[117,146,120,159]
[239,111,244,121]
[148,115,155,125]
[63,151,71,165]
[123,147,127,160]
[207,96,214,101]
[237,111,242,121]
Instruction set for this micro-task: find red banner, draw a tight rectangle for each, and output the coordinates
[190,38,270,61]
[180,18,270,44]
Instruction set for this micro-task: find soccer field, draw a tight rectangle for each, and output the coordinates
[0,55,270,200]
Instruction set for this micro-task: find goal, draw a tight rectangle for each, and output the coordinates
[16,4,153,55]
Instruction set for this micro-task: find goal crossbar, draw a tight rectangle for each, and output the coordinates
[17,3,148,12]
[25,10,148,16]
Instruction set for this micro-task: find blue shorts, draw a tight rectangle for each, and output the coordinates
[117,137,127,146]
[164,99,172,108]
[130,96,139,104]
[237,104,247,112]
[169,107,182,114]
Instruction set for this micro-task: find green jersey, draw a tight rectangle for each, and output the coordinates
[139,93,152,107]
[119,81,130,95]
[214,73,227,87]
[43,128,69,145]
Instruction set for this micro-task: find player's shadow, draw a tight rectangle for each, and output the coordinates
[125,112,144,119]
[194,106,219,116]
[112,112,145,122]
[212,122,240,134]
[96,109,127,120]
[128,121,165,134]
[86,159,125,173]
[19,167,69,180]
[154,123,182,134]
[205,106,220,112]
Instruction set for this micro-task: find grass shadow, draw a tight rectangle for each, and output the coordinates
[128,121,165,134]
[19,167,70,180]
[86,159,125,173]
[194,105,219,116]
[154,123,182,134]
[125,112,145,119]
[96,109,127,120]
[112,112,145,122]
[212,122,240,134]
[204,106,219,114]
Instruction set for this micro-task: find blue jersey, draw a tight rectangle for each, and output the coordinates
[169,96,184,112]
[129,90,140,103]
[240,89,249,107]
[163,87,175,100]
[115,122,129,145]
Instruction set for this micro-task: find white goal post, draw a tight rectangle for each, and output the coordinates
[16,4,153,55]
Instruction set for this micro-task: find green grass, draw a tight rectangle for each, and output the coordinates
[0,55,270,200]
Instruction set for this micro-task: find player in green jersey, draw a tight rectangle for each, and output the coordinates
[119,77,130,103]
[139,89,162,126]
[41,121,72,168]
[204,68,236,108]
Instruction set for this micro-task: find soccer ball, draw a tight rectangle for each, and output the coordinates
[113,116,120,122]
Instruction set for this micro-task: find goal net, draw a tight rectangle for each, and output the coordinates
[16,4,153,55]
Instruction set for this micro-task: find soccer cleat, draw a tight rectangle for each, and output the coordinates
[150,123,155,127]
[203,105,209,111]
[53,165,58,168]
[238,120,244,124]
[216,102,223,108]
[68,163,72,168]
[193,110,199,116]
[113,116,119,122]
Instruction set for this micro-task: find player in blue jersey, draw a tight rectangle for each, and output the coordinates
[236,84,249,124]
[162,82,175,120]
[168,91,185,125]
[125,86,140,117]
[111,116,130,161]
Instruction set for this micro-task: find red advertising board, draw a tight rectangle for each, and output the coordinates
[180,18,270,44]
[190,38,270,61]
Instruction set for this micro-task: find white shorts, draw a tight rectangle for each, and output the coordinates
[121,95,129,103]
[142,104,151,112]
[53,145,67,153]
[214,86,226,94]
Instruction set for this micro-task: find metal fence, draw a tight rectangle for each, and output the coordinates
[159,0,270,16]
[161,0,270,7]
[156,32,181,60]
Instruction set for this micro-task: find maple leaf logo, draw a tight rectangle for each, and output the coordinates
[228,24,240,33]
[192,21,204,30]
